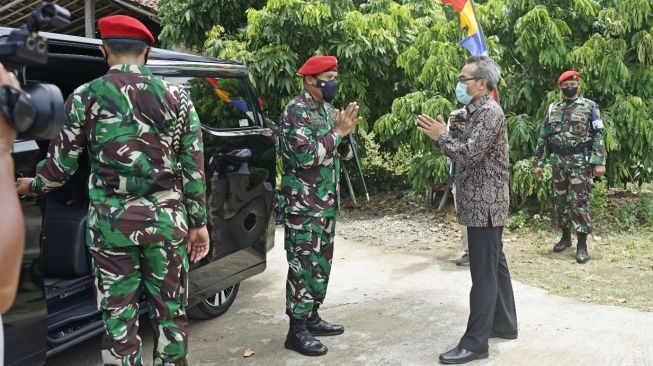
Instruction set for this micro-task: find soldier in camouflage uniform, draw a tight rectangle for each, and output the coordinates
[533,70,606,264]
[278,55,361,356]
[17,16,209,365]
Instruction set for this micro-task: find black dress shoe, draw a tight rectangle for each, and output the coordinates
[489,331,518,339]
[284,318,328,356]
[439,346,488,364]
[306,312,344,336]
[456,254,469,266]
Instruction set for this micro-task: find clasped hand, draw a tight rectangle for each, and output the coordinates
[333,102,362,137]
[417,114,448,141]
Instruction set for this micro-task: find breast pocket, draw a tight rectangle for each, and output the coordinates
[570,109,590,137]
[549,110,567,135]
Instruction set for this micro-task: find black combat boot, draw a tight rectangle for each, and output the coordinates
[553,228,572,252]
[284,317,328,356]
[306,310,344,336]
[576,232,589,264]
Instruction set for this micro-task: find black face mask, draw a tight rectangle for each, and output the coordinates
[562,86,578,98]
[316,79,338,103]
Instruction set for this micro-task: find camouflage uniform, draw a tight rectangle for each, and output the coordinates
[30,64,206,365]
[533,97,606,234]
[278,90,352,320]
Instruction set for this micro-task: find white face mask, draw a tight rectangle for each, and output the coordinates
[456,81,479,105]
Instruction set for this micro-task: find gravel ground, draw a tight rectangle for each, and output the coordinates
[336,192,653,311]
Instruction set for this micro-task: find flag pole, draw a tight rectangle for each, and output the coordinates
[467,0,500,102]
[468,0,487,53]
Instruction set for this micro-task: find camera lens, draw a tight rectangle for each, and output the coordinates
[36,39,47,53]
[18,84,65,140]
[26,37,36,50]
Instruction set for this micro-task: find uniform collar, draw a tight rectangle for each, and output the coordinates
[466,94,493,115]
[561,96,584,106]
[299,89,324,111]
[108,64,153,75]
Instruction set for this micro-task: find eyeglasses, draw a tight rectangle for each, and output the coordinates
[458,76,480,83]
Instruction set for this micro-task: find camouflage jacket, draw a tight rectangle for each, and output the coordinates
[278,90,353,217]
[533,96,607,168]
[31,64,207,247]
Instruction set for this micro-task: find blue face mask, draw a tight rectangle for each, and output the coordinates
[455,82,474,105]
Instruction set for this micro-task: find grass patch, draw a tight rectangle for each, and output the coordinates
[507,229,653,311]
[340,190,653,312]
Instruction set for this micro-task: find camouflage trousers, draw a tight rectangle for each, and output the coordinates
[284,215,336,320]
[552,162,593,234]
[89,240,189,366]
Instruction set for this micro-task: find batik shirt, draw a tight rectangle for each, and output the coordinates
[438,94,509,227]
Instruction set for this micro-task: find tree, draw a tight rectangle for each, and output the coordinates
[158,0,266,50]
[162,0,439,129]
[375,0,653,206]
[160,0,653,207]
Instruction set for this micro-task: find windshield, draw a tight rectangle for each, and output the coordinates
[162,76,260,130]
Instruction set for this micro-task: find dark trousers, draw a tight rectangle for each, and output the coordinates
[458,225,518,353]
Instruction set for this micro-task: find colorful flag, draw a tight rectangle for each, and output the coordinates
[442,0,487,56]
[204,77,250,113]
[442,0,466,12]
[459,32,485,56]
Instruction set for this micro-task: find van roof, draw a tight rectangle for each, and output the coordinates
[0,27,248,72]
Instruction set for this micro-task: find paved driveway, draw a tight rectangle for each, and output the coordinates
[49,228,653,365]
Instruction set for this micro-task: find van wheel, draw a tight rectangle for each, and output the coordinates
[187,284,240,320]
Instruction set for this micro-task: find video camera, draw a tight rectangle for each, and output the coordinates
[0,1,70,140]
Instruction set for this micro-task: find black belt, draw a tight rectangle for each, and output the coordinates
[550,143,590,155]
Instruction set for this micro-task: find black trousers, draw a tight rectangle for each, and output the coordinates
[458,225,518,353]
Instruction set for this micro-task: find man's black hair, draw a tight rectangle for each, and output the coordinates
[103,38,148,56]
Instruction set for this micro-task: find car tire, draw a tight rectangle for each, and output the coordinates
[187,283,240,320]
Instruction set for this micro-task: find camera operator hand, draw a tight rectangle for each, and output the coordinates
[0,63,20,154]
[333,102,362,137]
[0,62,25,314]
[16,177,35,196]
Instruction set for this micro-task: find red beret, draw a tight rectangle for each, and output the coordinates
[98,15,155,44]
[558,70,580,85]
[298,56,337,76]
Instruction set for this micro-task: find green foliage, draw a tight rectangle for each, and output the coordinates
[568,35,629,96]
[614,203,637,232]
[198,0,427,124]
[610,192,653,232]
[159,0,265,49]
[378,0,653,205]
[531,213,552,232]
[346,130,411,193]
[159,0,653,206]
[514,6,571,68]
[590,177,608,220]
[511,158,552,210]
[636,193,653,228]
[407,152,449,193]
[507,114,538,162]
[375,92,454,150]
[373,91,454,191]
[188,78,250,129]
[507,209,531,230]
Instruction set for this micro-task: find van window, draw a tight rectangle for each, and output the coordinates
[162,76,259,130]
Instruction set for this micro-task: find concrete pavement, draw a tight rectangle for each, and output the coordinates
[49,227,653,365]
